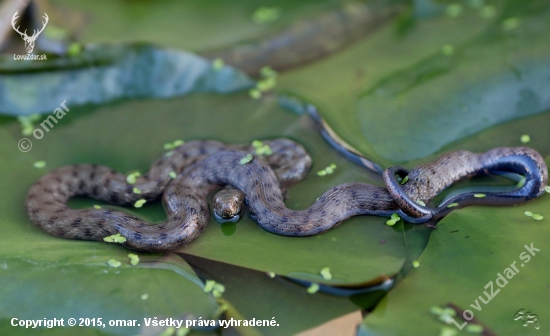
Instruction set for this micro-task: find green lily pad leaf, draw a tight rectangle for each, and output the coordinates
[0,43,253,116]
[183,254,358,335]
[0,257,218,336]
[2,91,427,290]
[50,0,345,53]
[277,0,550,165]
[361,192,550,335]
[358,113,550,335]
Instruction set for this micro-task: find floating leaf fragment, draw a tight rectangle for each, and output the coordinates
[169,171,177,179]
[255,144,273,156]
[257,77,276,92]
[307,283,319,294]
[412,260,420,268]
[33,161,46,169]
[203,280,225,298]
[103,233,127,243]
[212,58,224,70]
[320,267,332,280]
[532,214,543,220]
[447,202,459,208]
[18,114,40,135]
[386,219,397,226]
[107,259,121,268]
[317,164,337,176]
[252,7,280,24]
[239,153,253,165]
[520,134,530,143]
[260,66,277,78]
[249,89,261,99]
[128,254,139,266]
[465,324,484,334]
[67,43,82,57]
[474,193,486,198]
[133,188,141,194]
[93,205,102,209]
[212,283,225,298]
[164,139,185,150]
[439,326,458,336]
[203,280,215,293]
[386,213,401,226]
[126,171,140,184]
[134,199,146,208]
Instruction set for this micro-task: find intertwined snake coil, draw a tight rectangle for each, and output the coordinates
[25,138,548,252]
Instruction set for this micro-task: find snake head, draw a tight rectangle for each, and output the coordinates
[213,188,245,220]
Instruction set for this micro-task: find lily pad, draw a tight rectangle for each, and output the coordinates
[361,182,550,335]
[183,254,358,336]
[2,91,427,287]
[357,1,550,161]
[0,43,252,116]
[0,257,218,336]
[276,0,550,165]
[359,111,550,335]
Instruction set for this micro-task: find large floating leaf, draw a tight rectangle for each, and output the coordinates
[0,257,217,336]
[359,111,550,335]
[49,0,354,52]
[183,254,359,336]
[1,92,426,288]
[361,179,550,335]
[0,44,252,116]
[277,0,550,165]
[357,0,550,161]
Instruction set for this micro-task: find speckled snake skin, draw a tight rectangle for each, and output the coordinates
[25,138,547,252]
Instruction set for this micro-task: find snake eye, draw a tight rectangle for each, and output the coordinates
[234,196,241,202]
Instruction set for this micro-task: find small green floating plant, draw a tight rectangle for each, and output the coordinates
[317,164,337,177]
[386,213,401,226]
[203,280,225,298]
[249,66,278,99]
[103,233,127,243]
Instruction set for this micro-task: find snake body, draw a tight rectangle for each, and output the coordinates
[26,136,547,252]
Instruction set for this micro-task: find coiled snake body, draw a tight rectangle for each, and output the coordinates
[26,137,547,252]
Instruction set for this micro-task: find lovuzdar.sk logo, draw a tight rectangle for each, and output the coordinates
[11,10,48,60]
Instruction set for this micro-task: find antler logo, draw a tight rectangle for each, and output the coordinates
[11,10,49,54]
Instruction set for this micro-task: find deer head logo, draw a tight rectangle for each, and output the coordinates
[12,10,49,54]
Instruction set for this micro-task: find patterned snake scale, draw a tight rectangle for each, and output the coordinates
[26,138,548,252]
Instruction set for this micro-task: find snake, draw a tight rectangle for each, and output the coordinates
[25,129,547,252]
[201,0,403,76]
